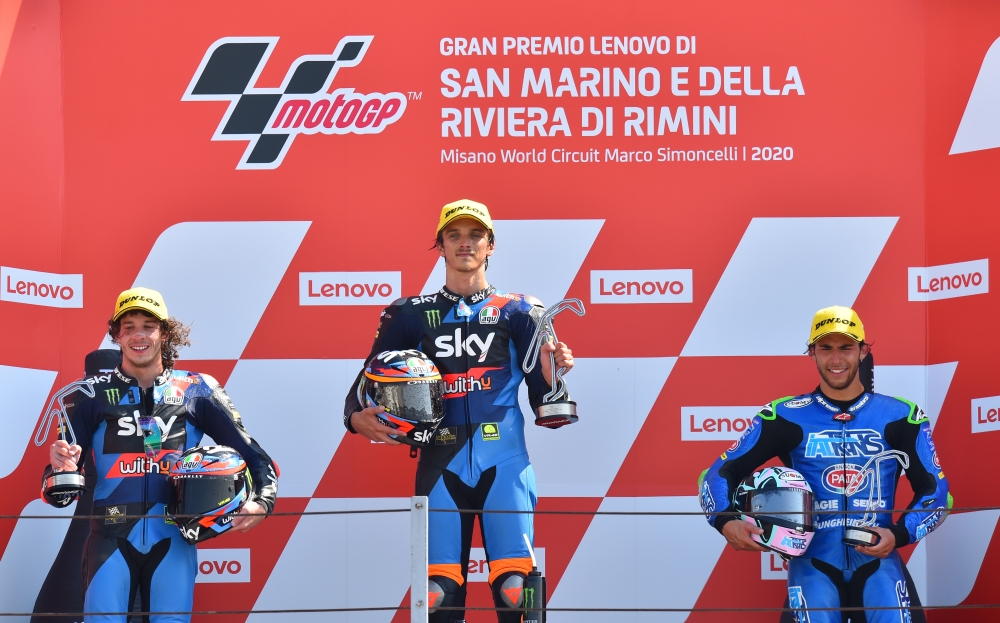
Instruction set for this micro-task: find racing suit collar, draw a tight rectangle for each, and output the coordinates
[439,284,496,304]
[113,367,134,384]
[813,388,871,415]
[154,368,173,386]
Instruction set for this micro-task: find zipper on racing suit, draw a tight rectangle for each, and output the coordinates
[464,305,474,477]
[141,386,151,548]
[840,421,849,569]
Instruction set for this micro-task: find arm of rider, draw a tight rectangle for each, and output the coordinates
[722,519,769,552]
[231,500,266,532]
[855,526,896,559]
[539,340,573,387]
[350,406,404,445]
[50,439,82,472]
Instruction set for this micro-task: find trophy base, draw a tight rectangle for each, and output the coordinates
[842,527,880,547]
[44,471,86,497]
[535,401,578,428]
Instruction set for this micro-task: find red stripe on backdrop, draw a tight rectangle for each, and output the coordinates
[193,497,310,623]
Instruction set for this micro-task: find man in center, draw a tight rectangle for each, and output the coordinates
[344,199,573,622]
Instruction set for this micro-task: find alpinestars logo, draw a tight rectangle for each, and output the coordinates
[183,36,407,170]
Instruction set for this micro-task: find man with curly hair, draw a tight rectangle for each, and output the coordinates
[44,287,278,622]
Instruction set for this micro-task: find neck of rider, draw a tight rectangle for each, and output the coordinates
[121,358,164,390]
[445,267,490,298]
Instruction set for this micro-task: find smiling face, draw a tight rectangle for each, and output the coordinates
[810,333,869,399]
[114,311,165,374]
[438,217,494,274]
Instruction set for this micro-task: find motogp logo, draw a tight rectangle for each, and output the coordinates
[183,36,407,170]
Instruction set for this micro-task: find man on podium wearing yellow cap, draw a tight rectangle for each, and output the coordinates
[345,200,574,622]
[43,287,278,621]
[698,306,951,623]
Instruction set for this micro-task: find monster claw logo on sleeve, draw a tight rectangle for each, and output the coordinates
[183,36,407,170]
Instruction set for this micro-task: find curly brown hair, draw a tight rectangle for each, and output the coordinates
[107,311,191,370]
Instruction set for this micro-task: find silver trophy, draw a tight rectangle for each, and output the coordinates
[841,449,909,547]
[522,298,585,427]
[34,380,95,498]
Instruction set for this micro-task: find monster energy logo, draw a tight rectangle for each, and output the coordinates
[105,388,121,404]
[426,309,442,328]
[523,587,536,608]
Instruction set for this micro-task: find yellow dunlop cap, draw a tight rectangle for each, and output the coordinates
[436,199,493,235]
[113,287,168,321]
[809,305,865,345]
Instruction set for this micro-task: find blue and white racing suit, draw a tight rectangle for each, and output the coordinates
[42,367,277,623]
[699,392,951,623]
[344,285,552,622]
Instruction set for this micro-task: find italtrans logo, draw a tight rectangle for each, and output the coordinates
[804,429,884,458]
[183,36,407,169]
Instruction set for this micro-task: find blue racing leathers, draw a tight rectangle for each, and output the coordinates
[41,367,278,623]
[699,391,951,623]
[344,285,551,622]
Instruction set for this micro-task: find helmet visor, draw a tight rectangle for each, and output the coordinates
[172,474,243,515]
[372,379,445,423]
[750,488,814,529]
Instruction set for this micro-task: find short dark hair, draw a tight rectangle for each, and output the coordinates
[107,310,191,370]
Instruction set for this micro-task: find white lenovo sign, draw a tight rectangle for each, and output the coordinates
[466,547,545,582]
[681,406,758,441]
[196,548,251,583]
[971,395,1000,434]
[1,266,83,308]
[908,259,988,302]
[299,271,401,305]
[590,269,693,304]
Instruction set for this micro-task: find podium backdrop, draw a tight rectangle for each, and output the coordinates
[1,2,999,621]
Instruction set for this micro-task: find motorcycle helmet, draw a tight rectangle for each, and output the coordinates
[168,446,252,543]
[734,466,815,558]
[359,350,445,447]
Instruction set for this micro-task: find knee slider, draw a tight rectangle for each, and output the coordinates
[492,570,526,608]
[428,576,464,614]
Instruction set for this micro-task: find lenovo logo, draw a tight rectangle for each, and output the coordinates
[590,270,692,304]
[299,271,401,306]
[761,551,787,580]
[681,406,757,441]
[972,395,1000,434]
[466,547,545,582]
[1,266,83,308]
[908,259,988,302]
[196,548,250,583]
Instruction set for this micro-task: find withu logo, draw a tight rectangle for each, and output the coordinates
[183,36,407,169]
[951,37,1000,155]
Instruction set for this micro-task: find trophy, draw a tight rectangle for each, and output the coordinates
[841,449,909,547]
[34,380,95,499]
[522,298,585,427]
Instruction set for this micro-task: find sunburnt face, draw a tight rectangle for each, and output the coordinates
[438,217,493,273]
[115,311,164,371]
[810,333,868,393]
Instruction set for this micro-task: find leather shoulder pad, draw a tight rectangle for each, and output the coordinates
[522,294,544,307]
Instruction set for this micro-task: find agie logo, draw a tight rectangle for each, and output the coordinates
[183,36,407,170]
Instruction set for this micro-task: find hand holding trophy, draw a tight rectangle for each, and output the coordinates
[522,298,585,427]
[841,449,909,547]
[34,380,95,499]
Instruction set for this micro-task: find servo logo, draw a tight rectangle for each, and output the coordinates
[182,36,407,170]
